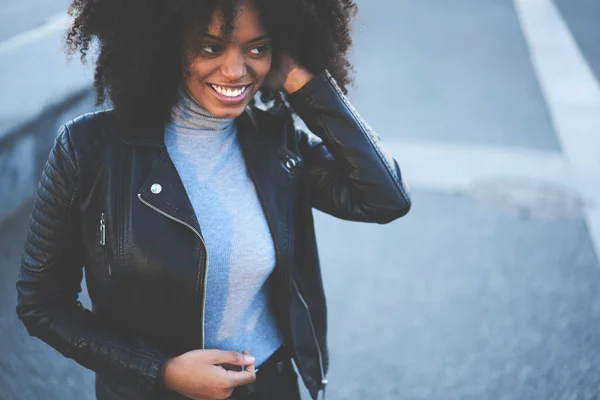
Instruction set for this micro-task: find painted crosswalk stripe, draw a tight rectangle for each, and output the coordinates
[385,139,573,195]
[514,0,600,261]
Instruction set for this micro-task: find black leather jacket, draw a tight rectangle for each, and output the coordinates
[16,71,411,400]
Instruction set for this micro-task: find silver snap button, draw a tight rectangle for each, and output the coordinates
[285,158,297,169]
[150,183,162,194]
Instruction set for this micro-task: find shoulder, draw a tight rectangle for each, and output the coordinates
[62,109,117,142]
[248,101,288,134]
[247,100,324,157]
[60,109,119,160]
[247,100,303,140]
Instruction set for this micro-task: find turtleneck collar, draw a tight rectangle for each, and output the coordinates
[169,85,235,132]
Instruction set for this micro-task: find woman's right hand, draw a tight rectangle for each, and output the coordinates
[161,349,257,400]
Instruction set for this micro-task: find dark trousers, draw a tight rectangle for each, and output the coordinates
[228,345,301,400]
[95,346,301,400]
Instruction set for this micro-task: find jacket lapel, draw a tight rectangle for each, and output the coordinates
[129,106,294,261]
[236,109,295,262]
[137,149,202,238]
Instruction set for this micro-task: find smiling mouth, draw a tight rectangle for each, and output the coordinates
[208,83,252,98]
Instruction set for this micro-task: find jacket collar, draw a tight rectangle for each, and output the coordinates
[134,104,290,258]
[121,106,259,148]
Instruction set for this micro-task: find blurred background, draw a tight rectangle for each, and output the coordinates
[1,0,600,399]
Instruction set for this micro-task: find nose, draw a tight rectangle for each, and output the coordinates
[221,49,246,81]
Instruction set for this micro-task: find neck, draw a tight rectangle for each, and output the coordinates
[170,85,235,131]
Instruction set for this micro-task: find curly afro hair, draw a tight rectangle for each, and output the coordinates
[65,0,358,130]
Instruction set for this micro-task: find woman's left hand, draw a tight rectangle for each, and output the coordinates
[263,52,315,94]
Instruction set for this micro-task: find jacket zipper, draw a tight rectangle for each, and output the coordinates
[268,145,329,400]
[100,213,112,277]
[293,280,328,400]
[137,194,210,348]
[285,152,329,399]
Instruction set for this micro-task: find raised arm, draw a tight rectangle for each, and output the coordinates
[286,70,411,223]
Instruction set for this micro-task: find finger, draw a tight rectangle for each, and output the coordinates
[206,349,255,366]
[223,368,257,388]
[242,350,256,374]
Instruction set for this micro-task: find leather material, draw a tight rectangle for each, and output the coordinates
[16,70,411,400]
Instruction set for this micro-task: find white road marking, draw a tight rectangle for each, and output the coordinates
[514,0,600,260]
[0,13,70,56]
[385,139,574,194]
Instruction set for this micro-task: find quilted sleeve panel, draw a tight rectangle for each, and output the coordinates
[16,125,169,395]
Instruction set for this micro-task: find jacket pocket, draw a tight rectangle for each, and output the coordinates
[99,212,112,277]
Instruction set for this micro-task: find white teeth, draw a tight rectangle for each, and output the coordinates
[211,84,247,97]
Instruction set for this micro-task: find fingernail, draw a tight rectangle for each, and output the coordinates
[244,354,255,362]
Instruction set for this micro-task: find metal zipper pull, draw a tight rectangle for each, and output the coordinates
[100,213,111,276]
[100,213,106,245]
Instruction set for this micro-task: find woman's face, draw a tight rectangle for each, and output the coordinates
[184,0,272,118]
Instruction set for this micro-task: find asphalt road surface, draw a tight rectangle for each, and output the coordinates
[2,0,600,399]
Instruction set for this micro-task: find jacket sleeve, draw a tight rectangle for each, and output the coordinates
[286,70,412,224]
[15,125,169,395]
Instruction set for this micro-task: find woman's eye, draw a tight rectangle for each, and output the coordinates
[201,45,222,55]
[249,45,269,56]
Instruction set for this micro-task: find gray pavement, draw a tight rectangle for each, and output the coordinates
[350,0,560,151]
[317,193,600,399]
[2,1,600,399]
[555,0,600,83]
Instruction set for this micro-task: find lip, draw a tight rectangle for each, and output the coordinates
[207,83,252,105]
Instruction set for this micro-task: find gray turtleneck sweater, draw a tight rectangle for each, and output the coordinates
[164,87,283,366]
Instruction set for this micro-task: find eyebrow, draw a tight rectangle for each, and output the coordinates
[202,33,271,44]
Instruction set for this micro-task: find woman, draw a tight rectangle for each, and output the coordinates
[16,0,411,399]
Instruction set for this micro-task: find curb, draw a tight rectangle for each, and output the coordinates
[0,89,97,226]
[0,13,95,227]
